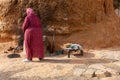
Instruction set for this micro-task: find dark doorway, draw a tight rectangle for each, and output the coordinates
[113,0,120,16]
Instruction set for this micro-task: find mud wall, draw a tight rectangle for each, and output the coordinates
[0,0,119,49]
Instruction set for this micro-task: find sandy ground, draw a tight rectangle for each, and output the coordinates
[0,42,120,80]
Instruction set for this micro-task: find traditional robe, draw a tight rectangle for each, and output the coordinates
[22,8,44,59]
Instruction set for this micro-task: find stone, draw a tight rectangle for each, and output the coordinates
[95,70,111,77]
[4,51,8,54]
[82,68,96,78]
[113,62,120,66]
[100,76,120,80]
[104,63,120,76]
[105,68,120,76]
[73,68,86,76]
[88,64,106,71]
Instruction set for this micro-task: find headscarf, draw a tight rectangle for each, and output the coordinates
[26,8,35,16]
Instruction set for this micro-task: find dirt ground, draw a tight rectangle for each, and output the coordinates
[0,42,120,80]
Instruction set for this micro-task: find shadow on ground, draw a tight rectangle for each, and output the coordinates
[38,58,117,65]
[32,52,117,64]
[0,68,32,80]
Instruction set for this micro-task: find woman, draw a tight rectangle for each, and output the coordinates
[22,8,44,62]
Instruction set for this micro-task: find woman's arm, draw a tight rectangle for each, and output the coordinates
[22,17,29,32]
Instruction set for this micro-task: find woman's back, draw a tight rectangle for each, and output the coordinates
[27,14,41,28]
[22,8,44,62]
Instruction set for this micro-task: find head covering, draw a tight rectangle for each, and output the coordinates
[26,8,35,16]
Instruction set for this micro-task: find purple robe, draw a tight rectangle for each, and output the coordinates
[22,8,44,59]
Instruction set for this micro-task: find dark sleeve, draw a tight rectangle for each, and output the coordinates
[22,17,29,33]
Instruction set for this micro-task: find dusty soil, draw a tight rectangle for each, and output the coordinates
[0,42,120,80]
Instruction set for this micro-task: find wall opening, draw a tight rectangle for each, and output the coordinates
[114,0,120,17]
